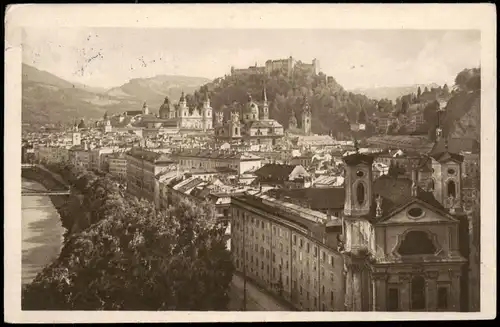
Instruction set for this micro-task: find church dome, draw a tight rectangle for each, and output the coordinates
[246,94,259,114]
[159,96,171,117]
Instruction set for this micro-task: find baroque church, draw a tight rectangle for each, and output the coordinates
[230,121,473,312]
[214,87,285,146]
[100,92,213,135]
[340,143,468,311]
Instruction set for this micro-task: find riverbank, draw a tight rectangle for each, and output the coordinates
[21,166,71,239]
[22,179,65,285]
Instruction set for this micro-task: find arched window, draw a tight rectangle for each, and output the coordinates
[447,180,456,198]
[428,178,435,191]
[411,275,426,311]
[356,183,365,205]
[235,127,239,135]
[398,231,436,255]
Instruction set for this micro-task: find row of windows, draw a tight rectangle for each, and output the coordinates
[233,256,338,310]
[233,208,337,267]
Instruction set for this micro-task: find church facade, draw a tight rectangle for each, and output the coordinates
[230,146,470,311]
[214,88,284,146]
[100,92,213,136]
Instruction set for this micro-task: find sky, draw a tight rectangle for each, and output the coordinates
[22,28,481,90]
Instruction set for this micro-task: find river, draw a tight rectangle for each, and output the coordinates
[21,178,65,286]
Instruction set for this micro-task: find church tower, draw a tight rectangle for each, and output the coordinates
[260,86,269,120]
[215,111,224,126]
[142,102,149,115]
[342,152,375,311]
[229,111,241,138]
[178,91,189,128]
[202,93,213,131]
[72,131,81,146]
[430,140,464,213]
[301,95,312,135]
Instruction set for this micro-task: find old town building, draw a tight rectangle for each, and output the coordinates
[125,147,176,201]
[253,163,312,189]
[107,152,128,179]
[170,148,262,175]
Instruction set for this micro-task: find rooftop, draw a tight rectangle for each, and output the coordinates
[172,149,262,161]
[127,148,175,164]
[266,187,345,210]
[233,191,341,228]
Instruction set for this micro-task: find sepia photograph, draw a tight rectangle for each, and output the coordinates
[4,3,496,323]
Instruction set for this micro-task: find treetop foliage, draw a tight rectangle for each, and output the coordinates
[22,163,234,311]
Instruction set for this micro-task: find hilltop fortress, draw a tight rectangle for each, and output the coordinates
[231,56,320,77]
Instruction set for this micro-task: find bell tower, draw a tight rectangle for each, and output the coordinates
[229,111,241,138]
[142,102,149,115]
[301,95,312,135]
[342,152,375,311]
[260,86,269,120]
[343,153,374,217]
[430,141,464,213]
[215,111,224,126]
[202,93,212,131]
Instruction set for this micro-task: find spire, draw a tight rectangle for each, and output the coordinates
[263,86,268,103]
[180,91,186,102]
[247,93,252,102]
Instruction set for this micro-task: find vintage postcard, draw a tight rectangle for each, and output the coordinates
[4,3,496,323]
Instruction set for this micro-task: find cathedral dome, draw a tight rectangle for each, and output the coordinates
[246,94,259,114]
[159,96,171,118]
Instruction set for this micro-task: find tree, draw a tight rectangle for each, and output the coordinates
[442,84,450,96]
[77,119,86,129]
[22,166,234,311]
[388,162,397,177]
[401,98,410,114]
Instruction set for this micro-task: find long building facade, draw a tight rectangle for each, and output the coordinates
[125,148,176,201]
[231,193,345,311]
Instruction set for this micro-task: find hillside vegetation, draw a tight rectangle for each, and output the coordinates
[188,66,480,140]
[351,83,440,102]
[188,67,379,138]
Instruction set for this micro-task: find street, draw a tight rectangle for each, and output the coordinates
[228,273,293,311]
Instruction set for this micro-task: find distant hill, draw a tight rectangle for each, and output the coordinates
[106,75,211,110]
[351,83,440,102]
[21,64,210,127]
